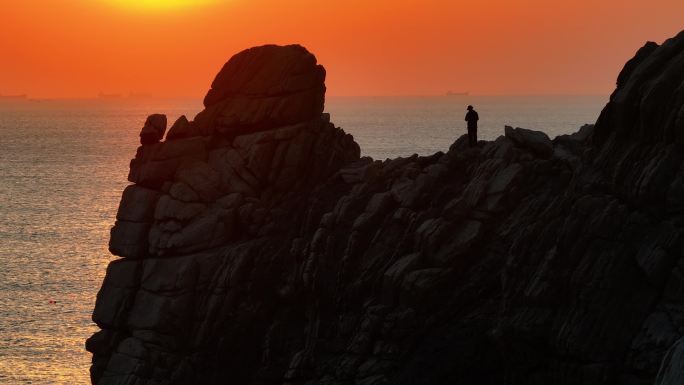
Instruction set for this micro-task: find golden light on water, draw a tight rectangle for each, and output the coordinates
[104,0,218,12]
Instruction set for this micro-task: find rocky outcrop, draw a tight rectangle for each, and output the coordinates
[139,114,168,145]
[199,44,326,137]
[89,34,684,385]
[504,125,553,158]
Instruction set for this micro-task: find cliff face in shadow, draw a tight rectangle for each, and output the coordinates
[88,34,684,385]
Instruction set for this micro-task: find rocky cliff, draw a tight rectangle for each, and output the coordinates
[88,34,684,385]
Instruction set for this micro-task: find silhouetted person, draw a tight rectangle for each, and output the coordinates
[465,105,479,147]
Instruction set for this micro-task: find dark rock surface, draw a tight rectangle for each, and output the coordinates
[200,44,326,137]
[90,35,684,385]
[139,114,168,145]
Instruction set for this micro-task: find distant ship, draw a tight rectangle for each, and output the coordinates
[0,94,27,101]
[446,91,469,96]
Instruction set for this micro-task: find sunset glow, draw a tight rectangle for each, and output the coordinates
[1,0,683,98]
[104,0,218,12]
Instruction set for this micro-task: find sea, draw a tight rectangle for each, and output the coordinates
[0,95,607,384]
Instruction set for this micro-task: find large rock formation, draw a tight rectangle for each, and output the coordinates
[89,35,684,385]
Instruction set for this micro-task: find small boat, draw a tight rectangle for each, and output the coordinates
[446,91,469,96]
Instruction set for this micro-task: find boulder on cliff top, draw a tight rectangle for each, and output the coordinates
[166,115,200,141]
[194,45,326,137]
[504,125,553,158]
[204,44,325,107]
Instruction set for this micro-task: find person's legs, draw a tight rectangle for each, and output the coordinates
[468,128,475,147]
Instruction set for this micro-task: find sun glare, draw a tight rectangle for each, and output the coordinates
[105,0,217,12]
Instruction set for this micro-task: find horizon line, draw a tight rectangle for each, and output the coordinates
[4,93,611,101]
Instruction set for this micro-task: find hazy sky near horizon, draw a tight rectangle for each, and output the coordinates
[1,0,683,98]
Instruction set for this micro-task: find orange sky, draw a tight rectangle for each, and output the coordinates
[1,0,683,98]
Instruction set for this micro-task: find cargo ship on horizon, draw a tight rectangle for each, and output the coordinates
[0,94,27,101]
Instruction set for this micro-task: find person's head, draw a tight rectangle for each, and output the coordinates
[467,105,474,111]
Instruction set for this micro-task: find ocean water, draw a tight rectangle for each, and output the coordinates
[0,95,606,384]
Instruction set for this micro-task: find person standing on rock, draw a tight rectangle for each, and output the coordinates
[465,105,479,147]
